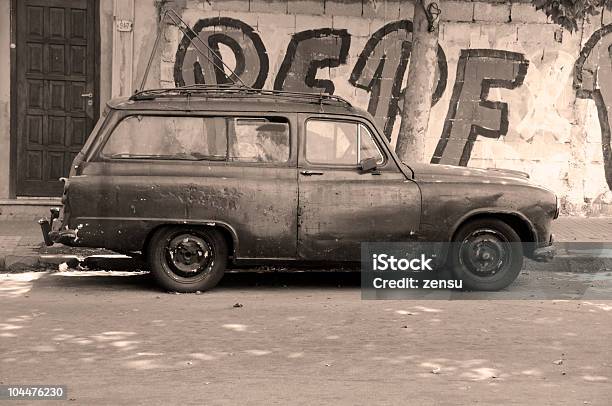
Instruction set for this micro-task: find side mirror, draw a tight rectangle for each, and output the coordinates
[359,157,378,172]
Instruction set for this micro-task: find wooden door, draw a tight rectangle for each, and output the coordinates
[15,0,97,196]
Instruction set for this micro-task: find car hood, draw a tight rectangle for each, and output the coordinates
[408,162,533,186]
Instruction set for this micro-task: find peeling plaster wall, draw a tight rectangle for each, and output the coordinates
[133,0,161,91]
[0,0,11,198]
[100,0,161,100]
[100,0,114,111]
[129,0,612,214]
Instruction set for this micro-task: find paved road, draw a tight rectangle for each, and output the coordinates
[1,269,611,405]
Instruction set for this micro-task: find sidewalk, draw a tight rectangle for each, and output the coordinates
[551,217,612,242]
[1,217,612,272]
[0,220,45,271]
[0,219,117,271]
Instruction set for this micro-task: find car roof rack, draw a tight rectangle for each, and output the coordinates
[129,84,353,108]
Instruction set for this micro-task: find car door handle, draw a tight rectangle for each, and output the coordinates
[300,170,324,176]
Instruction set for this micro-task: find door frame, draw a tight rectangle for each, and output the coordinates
[296,112,417,261]
[9,0,101,198]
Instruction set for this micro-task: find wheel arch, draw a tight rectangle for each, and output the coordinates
[448,209,537,257]
[141,221,239,260]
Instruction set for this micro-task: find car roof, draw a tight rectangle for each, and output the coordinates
[106,85,373,118]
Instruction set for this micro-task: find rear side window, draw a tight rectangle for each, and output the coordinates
[228,118,290,163]
[101,115,289,163]
[102,115,226,160]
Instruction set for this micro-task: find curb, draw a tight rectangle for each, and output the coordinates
[527,257,612,273]
[0,253,138,273]
[1,254,42,272]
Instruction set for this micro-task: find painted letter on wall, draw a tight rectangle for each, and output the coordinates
[274,29,351,94]
[575,24,612,192]
[350,20,447,141]
[431,49,529,166]
[174,17,269,88]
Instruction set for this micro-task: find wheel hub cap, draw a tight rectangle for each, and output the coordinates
[460,229,510,276]
[166,234,212,276]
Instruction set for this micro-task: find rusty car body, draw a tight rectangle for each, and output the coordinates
[39,85,558,292]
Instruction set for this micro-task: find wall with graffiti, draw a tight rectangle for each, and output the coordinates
[156,0,612,214]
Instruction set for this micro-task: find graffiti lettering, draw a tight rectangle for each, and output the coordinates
[274,29,351,94]
[574,24,612,192]
[431,49,529,166]
[173,19,531,170]
[350,20,447,141]
[174,17,269,88]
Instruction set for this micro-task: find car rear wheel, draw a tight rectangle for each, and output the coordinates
[449,219,524,291]
[147,226,227,292]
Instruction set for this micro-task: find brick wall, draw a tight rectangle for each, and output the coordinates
[143,0,612,214]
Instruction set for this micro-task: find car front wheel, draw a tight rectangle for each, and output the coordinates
[147,226,228,292]
[449,219,524,291]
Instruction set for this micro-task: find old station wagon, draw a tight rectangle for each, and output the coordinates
[40,85,558,292]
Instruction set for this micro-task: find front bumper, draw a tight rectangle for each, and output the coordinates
[39,207,76,246]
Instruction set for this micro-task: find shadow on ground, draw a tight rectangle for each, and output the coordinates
[38,270,363,292]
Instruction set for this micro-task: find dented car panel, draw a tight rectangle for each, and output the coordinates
[296,112,421,261]
[40,89,558,267]
[411,163,557,257]
[66,164,299,258]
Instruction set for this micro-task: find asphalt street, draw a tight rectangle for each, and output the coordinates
[1,268,611,405]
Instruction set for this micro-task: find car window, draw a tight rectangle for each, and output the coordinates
[227,118,290,163]
[82,107,110,159]
[101,115,227,160]
[306,120,383,165]
[358,124,384,165]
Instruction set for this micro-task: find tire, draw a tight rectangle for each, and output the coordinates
[449,219,524,291]
[147,226,228,293]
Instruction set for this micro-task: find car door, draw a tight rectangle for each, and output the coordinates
[297,114,421,261]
